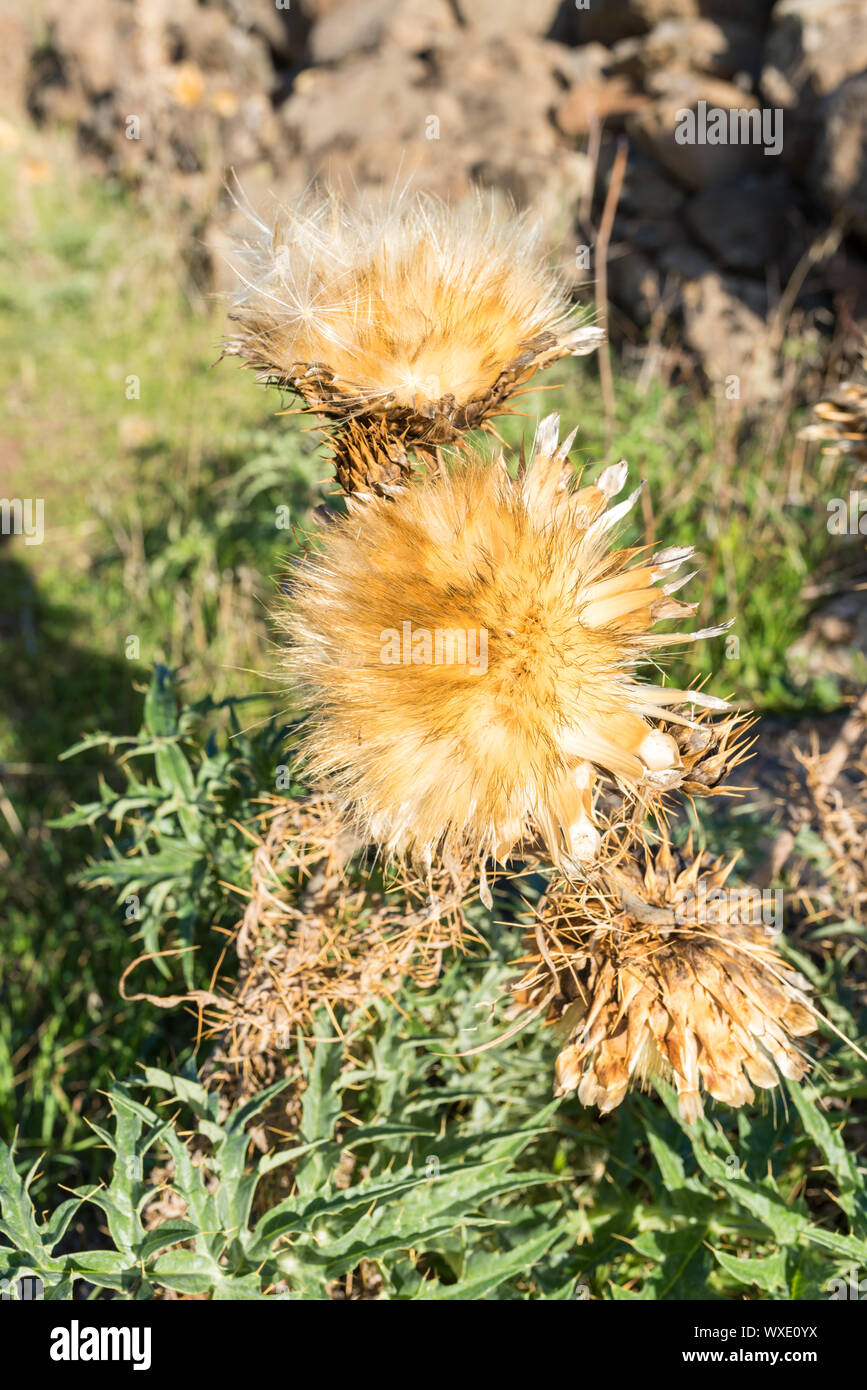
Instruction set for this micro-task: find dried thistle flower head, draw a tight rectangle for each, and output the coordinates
[225,186,603,490]
[204,797,475,1094]
[799,377,867,467]
[276,414,731,879]
[513,841,814,1124]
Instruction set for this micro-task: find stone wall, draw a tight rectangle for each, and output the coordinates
[6,0,866,379]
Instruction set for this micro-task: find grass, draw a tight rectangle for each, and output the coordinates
[1,126,864,1299]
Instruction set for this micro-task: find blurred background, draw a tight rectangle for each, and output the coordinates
[1,0,866,1207]
[7,0,867,374]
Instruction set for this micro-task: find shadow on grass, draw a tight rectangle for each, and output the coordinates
[0,544,193,1177]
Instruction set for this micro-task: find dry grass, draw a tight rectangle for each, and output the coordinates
[188,796,479,1103]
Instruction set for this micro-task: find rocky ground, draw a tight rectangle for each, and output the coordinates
[4,0,866,391]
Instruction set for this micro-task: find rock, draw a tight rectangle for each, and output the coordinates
[762,1,867,184]
[179,9,275,87]
[680,271,776,401]
[608,247,663,326]
[297,0,346,16]
[701,0,774,23]
[763,0,867,108]
[309,0,456,64]
[821,245,867,321]
[213,0,309,63]
[628,75,768,190]
[281,50,441,174]
[41,0,133,98]
[426,34,579,206]
[811,73,867,245]
[278,33,592,222]
[476,150,595,234]
[609,19,762,83]
[454,0,568,39]
[686,172,803,273]
[308,0,396,63]
[0,1,38,115]
[9,0,861,389]
[26,0,282,214]
[619,152,686,218]
[657,242,713,281]
[549,41,612,88]
[429,34,596,218]
[555,78,647,138]
[569,0,700,47]
[568,1,771,46]
[626,215,688,254]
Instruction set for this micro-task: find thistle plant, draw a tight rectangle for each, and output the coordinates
[7,160,867,1307]
[24,676,867,1299]
[222,185,820,1122]
[225,187,604,496]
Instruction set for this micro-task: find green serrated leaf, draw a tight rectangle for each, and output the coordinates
[415,1223,570,1300]
[712,1246,788,1295]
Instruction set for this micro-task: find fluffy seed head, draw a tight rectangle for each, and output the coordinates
[513,842,814,1123]
[276,415,731,873]
[225,186,603,447]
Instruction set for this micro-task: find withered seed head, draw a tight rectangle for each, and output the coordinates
[799,378,867,467]
[204,796,477,1084]
[513,840,814,1123]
